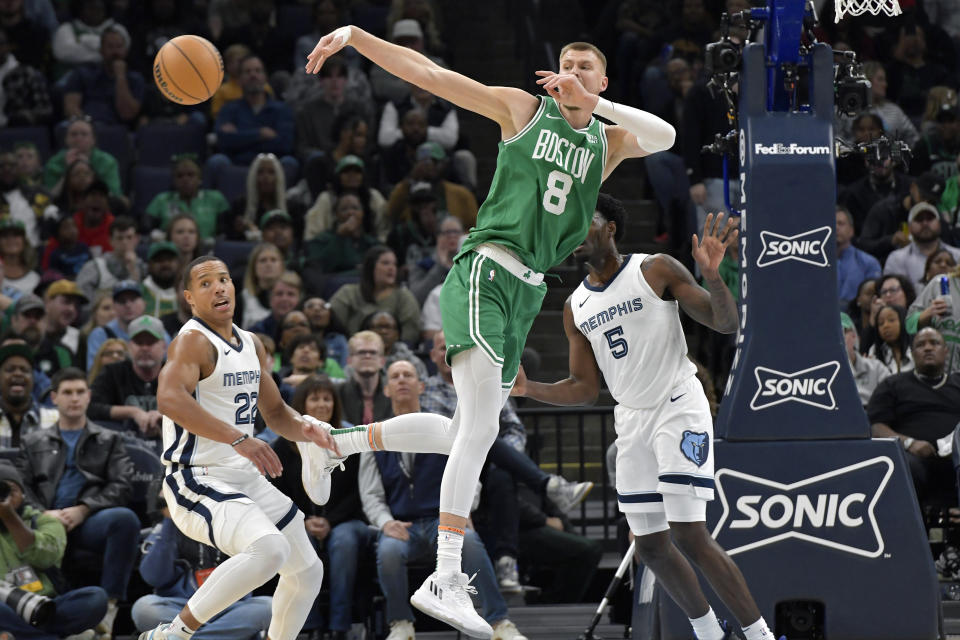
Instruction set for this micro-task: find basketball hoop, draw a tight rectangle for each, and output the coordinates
[835,0,901,22]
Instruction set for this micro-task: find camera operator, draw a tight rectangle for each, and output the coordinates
[0,460,107,639]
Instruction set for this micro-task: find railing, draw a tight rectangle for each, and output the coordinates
[516,405,617,547]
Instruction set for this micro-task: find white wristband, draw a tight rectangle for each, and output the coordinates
[332,26,353,48]
[593,97,676,153]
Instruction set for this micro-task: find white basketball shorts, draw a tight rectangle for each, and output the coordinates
[615,374,715,514]
[163,463,302,556]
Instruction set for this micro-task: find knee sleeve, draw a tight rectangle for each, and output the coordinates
[662,494,707,523]
[379,412,457,454]
[625,512,670,536]
[188,533,289,624]
[441,347,503,517]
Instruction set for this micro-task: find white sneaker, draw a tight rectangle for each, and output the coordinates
[297,440,345,505]
[138,623,190,640]
[410,571,493,639]
[385,619,415,640]
[64,631,97,640]
[494,556,522,593]
[492,619,528,640]
[545,475,594,513]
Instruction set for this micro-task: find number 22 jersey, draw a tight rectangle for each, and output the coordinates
[570,254,696,409]
[161,318,262,471]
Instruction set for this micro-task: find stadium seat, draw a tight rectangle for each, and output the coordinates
[0,126,52,161]
[130,165,172,217]
[123,438,165,525]
[136,121,207,167]
[215,164,250,204]
[213,238,257,277]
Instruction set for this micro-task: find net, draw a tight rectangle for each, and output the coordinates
[835,0,901,21]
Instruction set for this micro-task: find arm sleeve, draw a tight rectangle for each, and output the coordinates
[86,366,118,422]
[84,327,105,371]
[79,434,133,512]
[358,452,394,529]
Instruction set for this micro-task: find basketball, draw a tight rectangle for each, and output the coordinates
[153,35,224,106]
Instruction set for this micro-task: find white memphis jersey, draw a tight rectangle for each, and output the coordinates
[161,318,261,471]
[570,254,696,408]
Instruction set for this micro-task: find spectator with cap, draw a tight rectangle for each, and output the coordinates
[207,55,298,182]
[0,218,39,296]
[260,210,297,266]
[72,180,115,255]
[248,271,303,340]
[408,215,463,306]
[0,459,109,640]
[0,342,57,448]
[85,280,170,370]
[36,279,87,375]
[132,491,272,640]
[0,150,58,248]
[303,154,389,242]
[75,215,143,302]
[61,25,144,126]
[8,292,45,350]
[43,118,122,198]
[369,18,448,104]
[89,314,166,442]
[884,201,960,290]
[144,155,230,241]
[860,172,946,264]
[301,192,380,276]
[387,142,478,229]
[18,367,139,639]
[911,102,960,179]
[141,241,180,317]
[841,312,891,406]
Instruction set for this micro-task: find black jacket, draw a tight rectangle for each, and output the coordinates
[88,359,158,424]
[16,421,134,513]
[338,377,392,426]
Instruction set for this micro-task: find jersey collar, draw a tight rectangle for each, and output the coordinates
[548,96,595,133]
[193,317,244,352]
[582,254,632,292]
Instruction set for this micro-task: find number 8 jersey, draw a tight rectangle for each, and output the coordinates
[458,95,607,274]
[161,318,262,471]
[570,254,696,409]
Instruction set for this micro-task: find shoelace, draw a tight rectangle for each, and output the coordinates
[450,572,480,605]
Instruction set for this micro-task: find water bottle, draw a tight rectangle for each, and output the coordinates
[939,275,953,316]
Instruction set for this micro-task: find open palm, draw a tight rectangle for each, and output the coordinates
[692,212,738,275]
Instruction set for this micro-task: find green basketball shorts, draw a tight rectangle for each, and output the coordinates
[439,245,547,387]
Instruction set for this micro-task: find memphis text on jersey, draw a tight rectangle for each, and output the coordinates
[579,297,644,334]
[531,129,598,184]
[223,369,261,387]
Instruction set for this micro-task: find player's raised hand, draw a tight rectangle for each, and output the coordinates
[305,26,353,74]
[692,212,738,276]
[301,415,342,456]
[235,436,284,478]
[535,70,596,112]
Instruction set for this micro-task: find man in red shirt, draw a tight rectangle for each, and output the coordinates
[72,180,114,255]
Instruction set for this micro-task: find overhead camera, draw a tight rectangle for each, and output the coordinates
[836,135,912,172]
[834,51,871,117]
[706,39,742,75]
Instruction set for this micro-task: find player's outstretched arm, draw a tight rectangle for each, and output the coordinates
[251,335,341,454]
[656,212,739,334]
[306,26,536,134]
[157,332,283,477]
[512,298,602,406]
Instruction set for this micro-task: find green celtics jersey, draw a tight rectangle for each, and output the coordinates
[458,96,607,273]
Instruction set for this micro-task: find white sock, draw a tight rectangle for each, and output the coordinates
[331,414,456,456]
[743,617,776,640]
[436,525,464,576]
[169,615,195,637]
[690,608,724,640]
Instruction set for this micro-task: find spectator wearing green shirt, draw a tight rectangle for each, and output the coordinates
[144,156,229,239]
[301,193,378,275]
[43,118,122,198]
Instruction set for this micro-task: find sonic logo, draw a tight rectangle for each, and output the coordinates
[757,226,832,268]
[751,362,841,411]
[711,457,893,558]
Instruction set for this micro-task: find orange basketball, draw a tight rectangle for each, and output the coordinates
[153,35,224,106]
